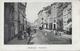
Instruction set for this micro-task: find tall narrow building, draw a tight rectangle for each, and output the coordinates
[4,3,27,44]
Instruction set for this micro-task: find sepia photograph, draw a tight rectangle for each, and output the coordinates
[4,2,72,44]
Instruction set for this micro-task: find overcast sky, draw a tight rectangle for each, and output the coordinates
[26,2,53,23]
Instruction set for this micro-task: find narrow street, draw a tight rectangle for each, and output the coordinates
[4,2,72,44]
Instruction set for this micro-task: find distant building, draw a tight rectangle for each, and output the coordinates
[36,6,51,29]
[37,10,48,29]
[50,3,58,30]
[36,2,72,32]
[37,3,58,30]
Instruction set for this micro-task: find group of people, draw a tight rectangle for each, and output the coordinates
[18,26,32,44]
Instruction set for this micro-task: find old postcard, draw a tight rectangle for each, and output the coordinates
[0,0,80,51]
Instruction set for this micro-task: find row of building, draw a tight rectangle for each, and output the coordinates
[4,3,28,44]
[35,2,72,33]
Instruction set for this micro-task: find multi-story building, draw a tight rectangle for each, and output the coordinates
[63,2,72,33]
[4,3,27,44]
[37,10,48,29]
[36,3,58,30]
[4,3,15,43]
[36,10,43,28]
[50,3,58,30]
[18,3,26,32]
[36,6,51,29]
[36,2,72,33]
[57,3,63,31]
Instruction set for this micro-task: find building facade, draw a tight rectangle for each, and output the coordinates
[36,6,51,30]
[63,3,72,33]
[57,3,63,31]
[50,3,58,30]
[37,3,58,30]
[18,3,26,32]
[4,3,27,44]
[36,2,72,34]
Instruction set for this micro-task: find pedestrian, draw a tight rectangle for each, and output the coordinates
[34,29,36,33]
[23,31,28,44]
[27,26,32,44]
[27,27,31,36]
[23,31,27,39]
[18,31,23,40]
[22,31,25,39]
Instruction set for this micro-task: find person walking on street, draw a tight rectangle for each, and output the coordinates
[23,31,28,44]
[18,31,23,40]
[27,26,32,44]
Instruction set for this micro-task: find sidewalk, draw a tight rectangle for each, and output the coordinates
[61,34,72,39]
[7,37,28,44]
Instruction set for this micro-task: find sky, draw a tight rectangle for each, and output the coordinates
[26,2,53,23]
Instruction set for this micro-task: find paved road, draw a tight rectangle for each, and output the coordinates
[31,29,72,44]
[31,30,49,44]
[7,29,72,44]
